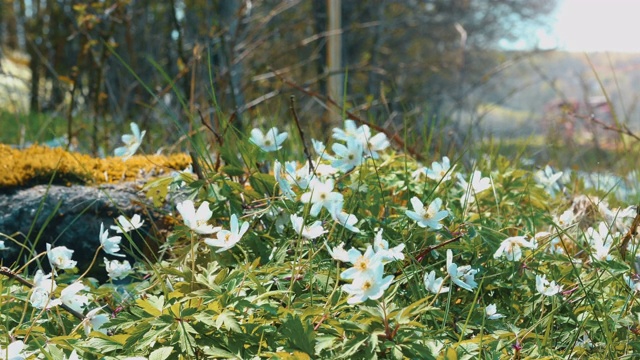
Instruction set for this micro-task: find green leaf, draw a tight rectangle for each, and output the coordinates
[280,314,316,357]
[143,176,173,207]
[149,346,174,360]
[215,310,241,333]
[222,165,246,177]
[249,173,276,197]
[123,322,153,350]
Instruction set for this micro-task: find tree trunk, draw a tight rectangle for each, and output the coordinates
[218,0,246,129]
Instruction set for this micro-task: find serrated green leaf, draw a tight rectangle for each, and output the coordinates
[215,310,241,333]
[280,314,316,357]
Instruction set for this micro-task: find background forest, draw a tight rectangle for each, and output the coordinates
[0,0,560,156]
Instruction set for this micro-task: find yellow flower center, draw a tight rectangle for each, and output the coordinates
[362,280,372,291]
[354,257,368,271]
[425,207,436,219]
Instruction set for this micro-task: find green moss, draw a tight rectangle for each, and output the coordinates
[0,144,191,189]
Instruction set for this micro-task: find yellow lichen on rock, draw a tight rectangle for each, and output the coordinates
[0,144,191,189]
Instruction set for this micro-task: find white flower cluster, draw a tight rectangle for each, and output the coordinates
[327,229,401,304]
[176,200,250,253]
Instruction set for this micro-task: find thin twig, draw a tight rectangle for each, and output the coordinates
[415,235,463,263]
[274,71,425,161]
[197,108,223,171]
[289,96,315,174]
[573,112,640,142]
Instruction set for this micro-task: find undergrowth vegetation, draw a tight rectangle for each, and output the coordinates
[1,114,640,359]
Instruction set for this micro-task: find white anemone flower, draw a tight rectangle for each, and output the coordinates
[458,170,491,205]
[274,160,296,200]
[535,165,563,196]
[485,304,505,320]
[30,286,61,310]
[585,222,615,261]
[406,197,449,230]
[424,270,449,294]
[176,200,221,235]
[535,274,562,296]
[250,127,288,152]
[0,340,26,360]
[330,207,360,233]
[104,258,133,280]
[342,265,394,305]
[283,161,315,190]
[372,229,405,262]
[493,236,537,261]
[290,214,326,240]
[425,156,455,183]
[332,120,361,142]
[624,275,640,292]
[99,223,125,258]
[83,307,109,335]
[111,214,144,233]
[446,250,478,291]
[326,242,350,262]
[331,137,364,172]
[114,122,146,160]
[59,282,90,313]
[46,243,77,270]
[312,139,336,161]
[30,271,60,309]
[204,214,249,252]
[361,131,390,159]
[340,246,383,280]
[300,178,343,217]
[0,240,5,251]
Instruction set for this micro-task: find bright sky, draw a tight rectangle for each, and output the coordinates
[539,0,640,52]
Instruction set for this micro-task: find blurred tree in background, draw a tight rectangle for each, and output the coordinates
[0,0,556,154]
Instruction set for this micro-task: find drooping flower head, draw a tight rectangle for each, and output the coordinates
[446,250,478,291]
[111,214,144,233]
[100,223,125,258]
[83,307,110,335]
[424,270,449,294]
[59,282,90,313]
[46,243,77,270]
[104,258,133,280]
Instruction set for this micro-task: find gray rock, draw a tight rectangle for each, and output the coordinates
[0,181,168,278]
